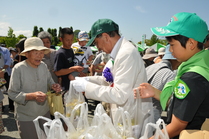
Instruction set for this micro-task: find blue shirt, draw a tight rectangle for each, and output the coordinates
[0,47,12,75]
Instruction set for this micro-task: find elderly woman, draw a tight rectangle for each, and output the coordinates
[8,37,61,139]
[38,31,58,83]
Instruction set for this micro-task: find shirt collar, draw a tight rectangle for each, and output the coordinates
[110,37,123,60]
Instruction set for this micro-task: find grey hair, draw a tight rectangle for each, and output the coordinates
[38,31,52,43]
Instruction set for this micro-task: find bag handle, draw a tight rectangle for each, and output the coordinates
[156,119,169,139]
[94,103,106,115]
[33,116,52,139]
[70,102,89,131]
[54,111,76,133]
[47,119,66,139]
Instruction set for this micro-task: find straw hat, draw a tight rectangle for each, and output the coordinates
[20,37,50,56]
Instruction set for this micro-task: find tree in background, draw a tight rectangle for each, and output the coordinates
[0,26,169,48]
[4,27,17,47]
[39,27,44,33]
[17,34,27,40]
[73,29,80,42]
[149,34,159,46]
[32,26,39,37]
[137,34,167,46]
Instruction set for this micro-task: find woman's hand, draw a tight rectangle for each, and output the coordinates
[26,91,47,102]
[51,83,62,94]
[35,91,47,102]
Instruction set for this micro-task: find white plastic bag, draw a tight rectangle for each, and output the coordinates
[54,111,76,137]
[44,118,66,139]
[132,88,153,138]
[33,116,52,139]
[113,107,133,138]
[69,102,89,139]
[140,118,169,139]
[64,82,85,117]
[79,103,122,139]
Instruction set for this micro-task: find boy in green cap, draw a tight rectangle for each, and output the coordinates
[134,12,209,139]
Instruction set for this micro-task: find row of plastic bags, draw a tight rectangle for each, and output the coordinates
[33,102,137,139]
[34,82,169,139]
[34,102,169,139]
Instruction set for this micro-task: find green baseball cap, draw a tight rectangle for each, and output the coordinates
[87,19,119,46]
[151,12,208,43]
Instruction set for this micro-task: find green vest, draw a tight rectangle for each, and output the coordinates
[160,50,209,110]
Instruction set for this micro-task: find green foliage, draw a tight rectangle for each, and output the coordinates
[2,25,167,49]
[158,39,168,45]
[39,27,44,32]
[33,26,39,37]
[5,37,17,47]
[137,34,167,46]
[17,34,27,40]
[73,29,80,43]
[0,36,6,44]
[4,27,17,47]
[7,27,16,38]
[149,34,159,46]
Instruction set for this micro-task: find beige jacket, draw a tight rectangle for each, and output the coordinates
[85,38,154,135]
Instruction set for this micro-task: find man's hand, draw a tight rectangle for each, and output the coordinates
[71,78,88,93]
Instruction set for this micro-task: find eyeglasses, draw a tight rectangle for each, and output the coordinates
[93,34,103,46]
[93,40,98,46]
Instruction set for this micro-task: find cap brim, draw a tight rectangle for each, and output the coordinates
[162,54,176,60]
[158,52,165,55]
[151,27,179,37]
[78,38,89,41]
[86,36,96,46]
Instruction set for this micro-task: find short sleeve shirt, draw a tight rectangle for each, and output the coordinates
[71,42,93,68]
[54,47,74,91]
[173,72,209,130]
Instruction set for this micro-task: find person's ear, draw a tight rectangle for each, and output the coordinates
[59,37,62,42]
[188,38,197,50]
[102,33,109,42]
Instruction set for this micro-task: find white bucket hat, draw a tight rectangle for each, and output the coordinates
[158,47,166,56]
[20,37,50,56]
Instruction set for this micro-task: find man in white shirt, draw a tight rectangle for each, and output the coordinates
[71,19,154,138]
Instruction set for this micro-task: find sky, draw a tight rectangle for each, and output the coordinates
[0,0,209,44]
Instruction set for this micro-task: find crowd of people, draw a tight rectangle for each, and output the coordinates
[0,12,208,139]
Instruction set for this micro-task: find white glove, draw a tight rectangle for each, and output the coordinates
[75,76,89,81]
[71,79,87,93]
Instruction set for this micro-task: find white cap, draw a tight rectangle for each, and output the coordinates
[78,31,89,41]
[158,47,166,55]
